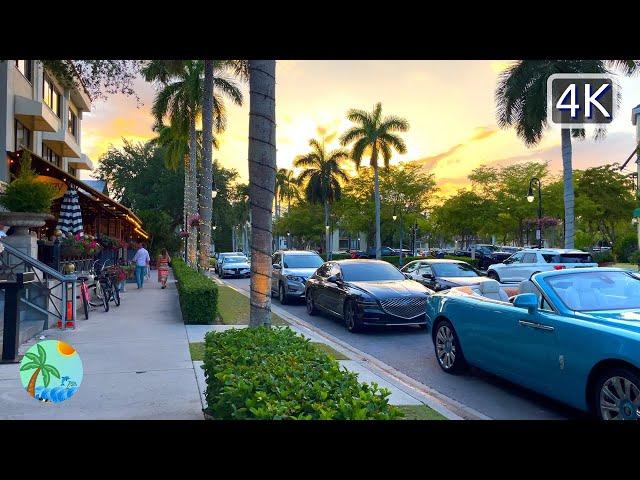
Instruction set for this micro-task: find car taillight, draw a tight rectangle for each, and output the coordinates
[554,265,566,270]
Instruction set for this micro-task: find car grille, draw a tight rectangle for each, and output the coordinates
[379,297,427,319]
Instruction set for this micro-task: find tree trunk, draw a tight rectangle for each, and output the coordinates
[248,60,276,328]
[187,115,198,266]
[27,368,41,397]
[324,201,331,260]
[199,60,214,271]
[183,155,189,261]
[561,128,575,249]
[372,149,382,260]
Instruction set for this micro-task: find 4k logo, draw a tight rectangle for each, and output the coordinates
[547,74,616,128]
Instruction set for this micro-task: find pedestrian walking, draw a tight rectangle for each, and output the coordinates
[132,242,150,289]
[157,249,171,289]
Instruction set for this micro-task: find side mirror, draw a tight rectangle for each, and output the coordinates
[272,263,281,270]
[422,273,434,279]
[513,293,538,314]
[327,274,342,284]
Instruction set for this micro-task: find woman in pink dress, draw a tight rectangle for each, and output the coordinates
[157,249,171,289]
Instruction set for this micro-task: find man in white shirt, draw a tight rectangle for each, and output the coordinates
[132,242,151,289]
[0,223,6,238]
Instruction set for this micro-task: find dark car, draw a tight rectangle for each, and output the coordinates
[400,259,491,291]
[304,259,433,332]
[365,246,397,258]
[470,244,512,270]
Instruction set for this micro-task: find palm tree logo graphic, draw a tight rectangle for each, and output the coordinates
[19,341,83,403]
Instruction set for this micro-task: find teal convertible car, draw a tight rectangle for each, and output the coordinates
[425,268,640,420]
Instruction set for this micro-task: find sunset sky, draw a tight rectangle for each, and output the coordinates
[81,60,640,195]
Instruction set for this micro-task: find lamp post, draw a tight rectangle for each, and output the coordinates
[325,224,331,260]
[633,209,640,250]
[527,177,543,249]
[286,231,291,250]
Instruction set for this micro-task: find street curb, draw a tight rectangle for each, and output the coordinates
[220,279,491,420]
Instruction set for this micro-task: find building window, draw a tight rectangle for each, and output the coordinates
[43,75,61,117]
[15,60,33,82]
[42,143,62,168]
[68,108,77,137]
[68,165,77,178]
[14,119,32,150]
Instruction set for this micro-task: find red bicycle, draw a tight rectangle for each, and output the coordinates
[77,275,92,320]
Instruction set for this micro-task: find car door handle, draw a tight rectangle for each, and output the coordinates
[519,320,554,332]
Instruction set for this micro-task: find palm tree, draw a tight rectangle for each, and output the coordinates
[20,343,60,398]
[199,60,246,270]
[496,60,637,248]
[278,168,299,211]
[294,139,349,258]
[142,60,202,265]
[340,103,409,259]
[247,60,276,328]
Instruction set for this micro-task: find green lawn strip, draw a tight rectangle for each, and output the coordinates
[613,263,638,271]
[310,342,349,360]
[396,404,447,420]
[217,285,287,326]
[189,342,206,362]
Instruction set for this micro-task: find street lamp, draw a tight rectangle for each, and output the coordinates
[212,189,218,199]
[633,208,640,249]
[527,177,543,248]
[286,231,291,250]
[325,224,331,260]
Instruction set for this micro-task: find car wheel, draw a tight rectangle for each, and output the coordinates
[344,300,363,333]
[306,290,317,315]
[593,367,640,420]
[278,284,288,305]
[433,319,468,374]
[487,271,500,282]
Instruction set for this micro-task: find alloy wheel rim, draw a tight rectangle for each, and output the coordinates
[346,306,354,329]
[435,325,456,369]
[600,376,640,420]
[306,294,313,313]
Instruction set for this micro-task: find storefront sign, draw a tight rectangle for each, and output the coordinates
[35,175,68,199]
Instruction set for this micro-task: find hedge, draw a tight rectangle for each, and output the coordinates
[172,259,219,324]
[203,327,403,420]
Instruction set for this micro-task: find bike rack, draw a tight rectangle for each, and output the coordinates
[0,240,78,331]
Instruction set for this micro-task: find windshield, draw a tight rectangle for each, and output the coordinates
[547,271,640,311]
[283,254,323,269]
[431,263,478,278]
[224,256,247,264]
[542,253,593,263]
[341,262,405,282]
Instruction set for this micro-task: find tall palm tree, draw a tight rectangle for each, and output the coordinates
[199,60,246,270]
[294,139,349,258]
[340,103,409,259]
[496,60,637,248]
[247,60,276,328]
[142,60,203,265]
[20,343,60,398]
[278,168,299,211]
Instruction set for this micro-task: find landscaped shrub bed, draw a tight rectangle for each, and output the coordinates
[172,259,218,324]
[203,327,403,420]
[443,255,479,267]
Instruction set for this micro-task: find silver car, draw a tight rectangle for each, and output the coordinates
[219,255,251,278]
[215,251,245,276]
[271,250,324,304]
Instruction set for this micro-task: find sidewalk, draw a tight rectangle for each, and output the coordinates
[0,272,203,419]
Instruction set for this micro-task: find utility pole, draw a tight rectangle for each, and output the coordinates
[632,105,640,248]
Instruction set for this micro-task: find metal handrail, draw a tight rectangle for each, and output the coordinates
[1,240,76,282]
[0,239,78,329]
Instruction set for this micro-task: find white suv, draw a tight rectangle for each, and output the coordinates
[487,248,598,283]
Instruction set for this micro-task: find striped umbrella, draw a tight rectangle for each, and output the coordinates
[56,187,84,236]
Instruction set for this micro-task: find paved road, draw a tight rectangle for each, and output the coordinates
[223,277,586,420]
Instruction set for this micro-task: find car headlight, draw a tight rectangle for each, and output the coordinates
[286,275,305,282]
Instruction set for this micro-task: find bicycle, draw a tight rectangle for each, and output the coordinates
[87,260,112,312]
[101,264,122,307]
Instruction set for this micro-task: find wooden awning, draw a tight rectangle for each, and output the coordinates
[8,149,149,239]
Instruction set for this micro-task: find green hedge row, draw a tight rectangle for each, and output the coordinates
[172,259,219,325]
[203,327,402,420]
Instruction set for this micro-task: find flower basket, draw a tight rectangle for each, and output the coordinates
[60,245,84,258]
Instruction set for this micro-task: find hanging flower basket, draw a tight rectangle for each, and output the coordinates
[189,214,201,228]
[179,230,190,238]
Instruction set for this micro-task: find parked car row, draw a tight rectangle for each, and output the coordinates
[212,247,640,419]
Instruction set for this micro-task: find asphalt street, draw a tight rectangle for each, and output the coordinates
[223,276,587,420]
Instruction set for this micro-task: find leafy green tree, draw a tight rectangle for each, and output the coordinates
[340,102,409,259]
[496,60,637,249]
[138,210,183,257]
[294,139,350,257]
[274,203,325,248]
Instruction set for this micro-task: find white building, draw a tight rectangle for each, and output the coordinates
[0,60,93,185]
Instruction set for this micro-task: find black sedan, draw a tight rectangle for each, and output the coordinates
[305,259,433,332]
[400,259,491,291]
